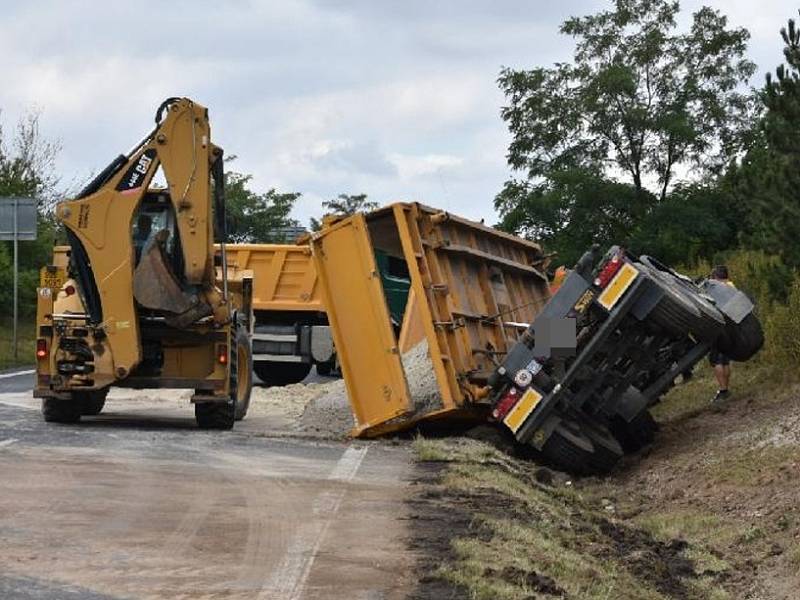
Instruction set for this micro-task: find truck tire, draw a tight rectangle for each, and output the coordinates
[195,400,235,430]
[233,328,253,421]
[637,261,724,342]
[609,411,658,453]
[716,312,764,362]
[539,420,621,475]
[316,360,334,376]
[76,390,109,416]
[254,362,311,386]
[42,398,82,423]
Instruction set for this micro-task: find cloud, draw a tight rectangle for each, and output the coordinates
[0,0,793,227]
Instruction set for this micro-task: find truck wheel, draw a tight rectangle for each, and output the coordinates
[76,390,109,416]
[638,261,724,342]
[233,328,253,421]
[316,361,334,376]
[609,411,658,453]
[716,313,764,362]
[254,362,311,386]
[42,398,82,423]
[195,401,235,430]
[539,420,621,475]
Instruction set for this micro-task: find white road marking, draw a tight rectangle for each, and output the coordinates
[263,445,368,600]
[0,438,18,448]
[0,395,38,410]
[0,369,34,380]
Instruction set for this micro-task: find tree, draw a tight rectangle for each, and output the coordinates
[223,167,301,243]
[726,11,800,267]
[0,109,61,319]
[496,0,757,258]
[0,109,60,208]
[309,193,377,231]
[496,168,649,266]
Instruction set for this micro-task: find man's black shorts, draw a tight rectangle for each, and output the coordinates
[709,348,730,366]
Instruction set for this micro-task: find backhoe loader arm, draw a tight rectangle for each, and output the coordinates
[55,97,228,380]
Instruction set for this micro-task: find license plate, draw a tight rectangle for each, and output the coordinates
[597,263,639,310]
[503,387,543,434]
[40,266,66,291]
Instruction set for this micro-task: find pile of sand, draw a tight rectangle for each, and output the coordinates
[401,339,442,413]
[102,336,443,440]
[297,379,354,437]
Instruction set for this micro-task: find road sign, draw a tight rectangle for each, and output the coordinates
[0,197,37,241]
[0,197,38,361]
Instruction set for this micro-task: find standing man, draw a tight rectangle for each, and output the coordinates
[709,265,734,403]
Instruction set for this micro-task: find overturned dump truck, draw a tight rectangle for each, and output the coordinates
[311,203,763,474]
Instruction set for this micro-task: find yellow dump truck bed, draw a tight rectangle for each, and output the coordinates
[223,244,323,313]
[311,202,552,437]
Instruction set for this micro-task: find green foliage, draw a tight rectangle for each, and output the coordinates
[627,183,744,265]
[309,193,377,231]
[497,0,755,203]
[728,12,800,268]
[0,109,60,206]
[224,168,301,243]
[496,169,649,267]
[0,109,62,323]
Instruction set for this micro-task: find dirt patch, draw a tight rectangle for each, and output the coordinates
[407,437,708,599]
[588,368,800,599]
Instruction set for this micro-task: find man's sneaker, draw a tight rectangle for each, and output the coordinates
[711,389,730,404]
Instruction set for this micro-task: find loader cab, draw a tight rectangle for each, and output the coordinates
[132,192,184,276]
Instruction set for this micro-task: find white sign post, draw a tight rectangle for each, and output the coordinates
[0,198,37,361]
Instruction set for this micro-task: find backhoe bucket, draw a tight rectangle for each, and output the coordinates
[133,230,197,315]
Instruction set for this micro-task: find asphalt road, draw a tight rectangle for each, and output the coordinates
[0,368,416,600]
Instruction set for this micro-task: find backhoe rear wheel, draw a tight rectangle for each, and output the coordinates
[233,328,253,421]
[42,398,82,424]
[195,400,235,430]
[77,390,109,416]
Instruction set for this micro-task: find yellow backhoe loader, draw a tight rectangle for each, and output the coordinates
[34,97,253,429]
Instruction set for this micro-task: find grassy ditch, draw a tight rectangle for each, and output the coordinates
[409,437,728,600]
[0,320,35,370]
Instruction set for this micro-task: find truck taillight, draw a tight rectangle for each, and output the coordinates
[217,345,228,364]
[594,256,623,288]
[36,339,48,359]
[492,387,520,420]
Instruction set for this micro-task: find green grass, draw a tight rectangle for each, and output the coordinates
[789,544,800,569]
[652,360,797,425]
[0,320,35,370]
[413,438,719,600]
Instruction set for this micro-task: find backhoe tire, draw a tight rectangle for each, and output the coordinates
[254,361,311,386]
[609,411,659,454]
[233,328,253,421]
[195,401,235,430]
[76,390,109,416]
[716,313,764,362]
[539,420,621,476]
[42,398,82,424]
[638,261,724,343]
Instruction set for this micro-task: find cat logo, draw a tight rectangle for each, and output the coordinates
[116,149,157,193]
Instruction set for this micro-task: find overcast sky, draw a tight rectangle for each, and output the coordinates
[0,0,792,227]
